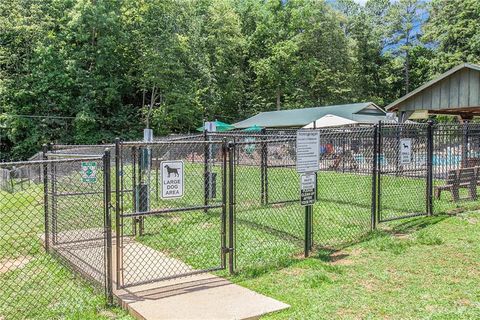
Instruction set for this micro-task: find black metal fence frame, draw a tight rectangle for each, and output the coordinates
[0,149,114,317]
[4,121,480,316]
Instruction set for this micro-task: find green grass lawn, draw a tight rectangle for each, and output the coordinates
[235,212,480,319]
[2,159,480,319]
[132,163,476,276]
[0,181,132,320]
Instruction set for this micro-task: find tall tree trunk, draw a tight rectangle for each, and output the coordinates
[90,0,97,71]
[147,86,156,128]
[276,87,281,111]
[405,49,410,94]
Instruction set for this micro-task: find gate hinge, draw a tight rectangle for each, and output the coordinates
[222,247,234,254]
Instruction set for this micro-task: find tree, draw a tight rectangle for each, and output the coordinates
[248,0,298,111]
[193,0,246,122]
[384,0,427,94]
[423,0,480,74]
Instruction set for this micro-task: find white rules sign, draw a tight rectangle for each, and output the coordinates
[161,160,184,199]
[296,130,320,173]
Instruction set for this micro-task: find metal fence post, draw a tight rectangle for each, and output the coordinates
[260,128,266,205]
[103,149,113,305]
[462,120,468,168]
[50,146,57,245]
[131,146,137,235]
[221,139,227,269]
[263,137,269,205]
[427,121,434,216]
[309,204,313,250]
[371,125,378,230]
[341,129,346,173]
[114,138,121,289]
[377,121,382,222]
[42,144,49,251]
[304,205,312,257]
[228,141,235,274]
[204,130,209,212]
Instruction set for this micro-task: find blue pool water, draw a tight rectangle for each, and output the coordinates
[432,155,462,166]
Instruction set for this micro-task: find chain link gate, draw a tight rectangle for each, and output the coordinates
[377,123,432,222]
[0,151,114,317]
[44,149,113,303]
[115,140,229,288]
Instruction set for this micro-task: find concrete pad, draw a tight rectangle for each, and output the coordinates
[43,229,290,320]
[114,273,289,320]
[120,238,194,286]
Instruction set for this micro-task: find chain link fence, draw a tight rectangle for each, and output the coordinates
[232,137,305,273]
[377,123,429,221]
[314,127,375,247]
[432,123,480,213]
[0,155,112,320]
[4,122,480,318]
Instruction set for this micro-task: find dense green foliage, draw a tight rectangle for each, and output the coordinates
[1,0,479,159]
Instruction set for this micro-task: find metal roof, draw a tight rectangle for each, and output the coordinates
[303,114,357,128]
[233,102,385,128]
[387,63,480,112]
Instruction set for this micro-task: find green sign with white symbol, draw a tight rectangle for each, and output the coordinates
[81,161,97,183]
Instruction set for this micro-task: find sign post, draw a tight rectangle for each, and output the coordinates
[300,173,316,205]
[296,130,320,257]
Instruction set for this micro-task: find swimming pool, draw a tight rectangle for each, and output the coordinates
[432,154,462,166]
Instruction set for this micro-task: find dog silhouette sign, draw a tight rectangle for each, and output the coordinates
[399,138,412,165]
[161,160,184,198]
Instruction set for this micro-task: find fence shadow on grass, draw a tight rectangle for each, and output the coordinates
[308,214,451,265]
[236,217,304,246]
[230,255,304,280]
[387,215,449,234]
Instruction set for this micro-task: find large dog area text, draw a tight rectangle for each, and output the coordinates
[161,160,184,199]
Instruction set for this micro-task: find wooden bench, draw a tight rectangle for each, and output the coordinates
[434,167,479,202]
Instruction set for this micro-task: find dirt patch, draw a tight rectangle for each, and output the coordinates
[0,256,32,274]
[335,308,366,320]
[425,305,437,313]
[359,278,379,292]
[98,310,117,319]
[281,268,306,276]
[167,216,182,224]
[330,248,363,266]
[456,298,472,306]
[294,252,306,259]
[201,222,215,229]
[330,253,354,266]
[466,217,478,224]
[393,232,410,240]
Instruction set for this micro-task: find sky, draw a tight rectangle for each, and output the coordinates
[353,0,399,5]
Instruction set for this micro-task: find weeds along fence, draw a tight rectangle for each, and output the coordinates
[0,154,113,319]
[3,122,480,317]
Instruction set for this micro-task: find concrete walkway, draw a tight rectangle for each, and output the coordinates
[48,230,289,320]
[115,273,289,320]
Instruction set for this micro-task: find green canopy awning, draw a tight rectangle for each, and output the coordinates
[196,120,235,132]
[242,125,264,132]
